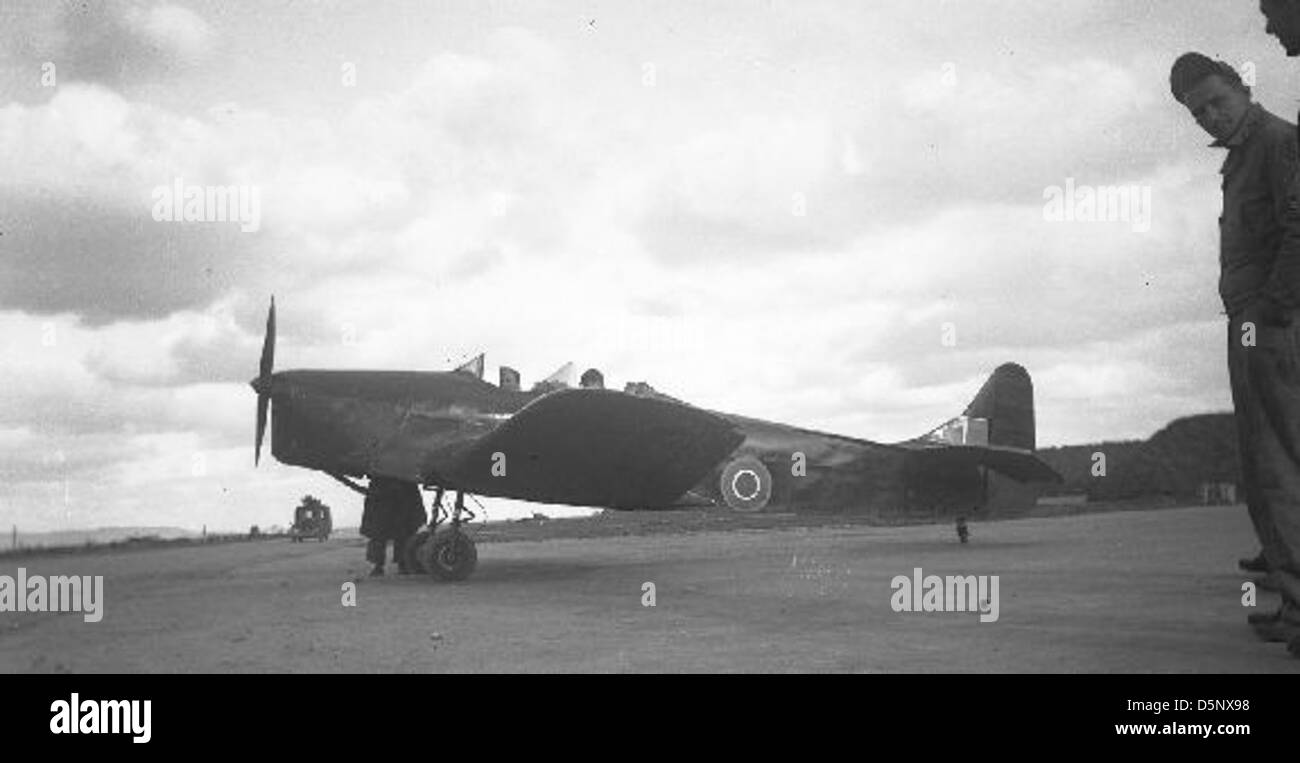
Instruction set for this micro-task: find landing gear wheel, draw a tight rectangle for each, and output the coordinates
[719,456,772,512]
[402,529,432,574]
[419,530,478,581]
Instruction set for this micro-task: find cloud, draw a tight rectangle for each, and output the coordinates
[0,191,275,324]
[124,4,213,64]
[32,1,214,87]
[0,310,252,449]
[860,57,1183,219]
[633,116,844,262]
[0,26,587,324]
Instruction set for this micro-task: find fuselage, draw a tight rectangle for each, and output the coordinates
[259,370,1008,515]
[263,370,541,478]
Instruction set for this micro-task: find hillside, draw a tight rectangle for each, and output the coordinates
[1037,413,1238,502]
[2,526,196,551]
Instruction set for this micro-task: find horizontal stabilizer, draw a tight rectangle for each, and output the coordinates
[907,444,1062,483]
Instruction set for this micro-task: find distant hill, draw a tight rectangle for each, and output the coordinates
[1038,413,1238,502]
[2,526,196,551]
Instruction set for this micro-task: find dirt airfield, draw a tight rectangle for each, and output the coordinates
[1,504,1297,673]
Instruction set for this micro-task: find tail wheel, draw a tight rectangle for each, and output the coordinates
[402,529,431,574]
[719,456,772,512]
[419,530,478,581]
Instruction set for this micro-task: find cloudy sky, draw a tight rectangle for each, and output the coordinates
[2,0,1297,533]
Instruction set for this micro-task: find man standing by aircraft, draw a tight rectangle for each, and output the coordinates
[1170,52,1296,603]
[361,478,426,576]
[1191,17,1300,657]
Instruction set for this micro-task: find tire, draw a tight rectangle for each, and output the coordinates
[419,530,478,582]
[402,529,431,574]
[719,455,773,512]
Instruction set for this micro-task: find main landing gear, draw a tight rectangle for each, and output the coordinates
[403,487,479,582]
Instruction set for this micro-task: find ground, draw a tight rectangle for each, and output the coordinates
[1,504,1296,672]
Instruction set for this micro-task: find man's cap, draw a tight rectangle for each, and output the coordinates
[1170,52,1244,101]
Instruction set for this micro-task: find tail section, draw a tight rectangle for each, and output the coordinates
[961,362,1035,451]
[915,363,1036,452]
[903,363,1059,496]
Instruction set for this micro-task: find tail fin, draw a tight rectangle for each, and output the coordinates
[916,363,1037,451]
[907,363,1058,485]
[962,362,1035,451]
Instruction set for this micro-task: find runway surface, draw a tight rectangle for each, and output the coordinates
[1,504,1296,672]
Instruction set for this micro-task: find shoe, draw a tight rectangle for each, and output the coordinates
[1248,608,1283,626]
[1252,620,1297,643]
[1252,610,1300,643]
[1239,554,1270,573]
[369,564,385,577]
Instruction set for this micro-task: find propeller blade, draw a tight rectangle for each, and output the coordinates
[254,296,276,466]
[256,393,269,466]
[260,296,276,380]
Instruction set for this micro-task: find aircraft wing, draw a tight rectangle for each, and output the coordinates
[898,441,1063,483]
[370,388,746,509]
[441,388,745,508]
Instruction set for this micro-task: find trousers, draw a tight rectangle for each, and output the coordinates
[1227,311,1300,611]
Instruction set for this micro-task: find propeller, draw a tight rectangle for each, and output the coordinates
[252,296,276,466]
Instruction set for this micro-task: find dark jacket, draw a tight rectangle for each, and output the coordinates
[360,478,427,540]
[1220,104,1300,315]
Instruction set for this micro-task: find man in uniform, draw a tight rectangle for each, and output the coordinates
[1177,34,1300,657]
